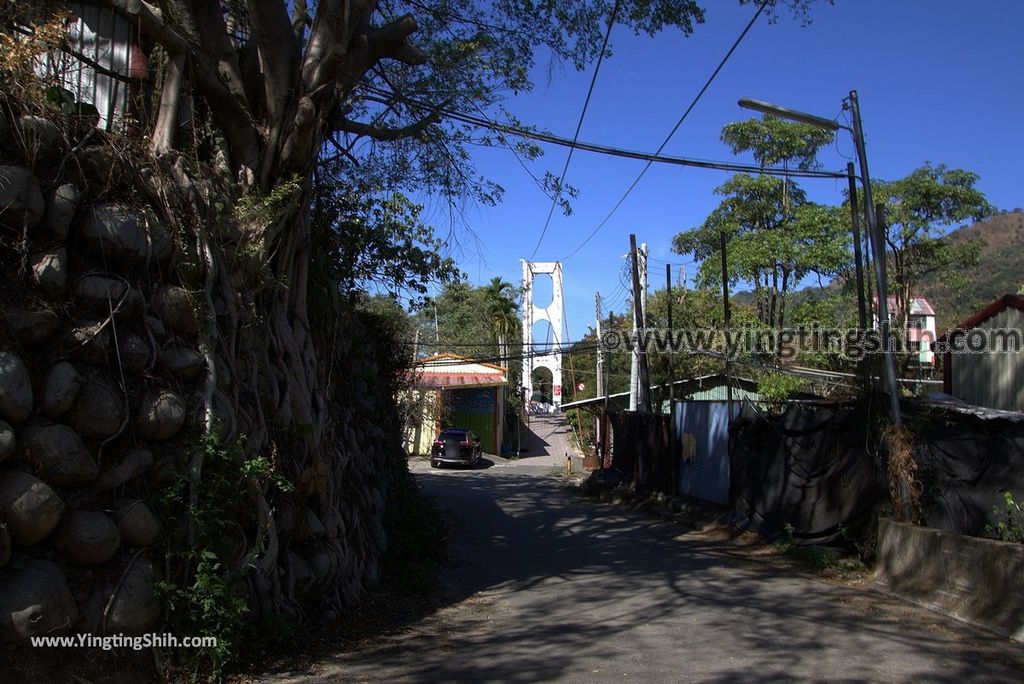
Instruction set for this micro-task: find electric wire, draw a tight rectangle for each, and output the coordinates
[413,345,857,393]
[529,0,620,260]
[363,84,846,181]
[560,0,769,262]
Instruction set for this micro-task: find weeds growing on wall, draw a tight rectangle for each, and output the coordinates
[987,491,1024,543]
[156,432,294,679]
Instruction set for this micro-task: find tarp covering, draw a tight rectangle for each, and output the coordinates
[729,400,882,544]
[611,394,1024,543]
[906,403,1024,535]
[610,412,673,493]
[730,398,1024,543]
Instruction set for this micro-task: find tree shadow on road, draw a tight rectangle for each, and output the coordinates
[262,473,1024,683]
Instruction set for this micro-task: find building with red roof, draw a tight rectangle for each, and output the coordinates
[404,354,509,455]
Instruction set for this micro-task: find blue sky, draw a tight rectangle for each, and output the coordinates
[421,1,1024,341]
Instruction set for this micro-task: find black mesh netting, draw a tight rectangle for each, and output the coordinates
[730,400,883,544]
[730,399,1024,543]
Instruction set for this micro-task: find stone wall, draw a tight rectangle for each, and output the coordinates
[0,105,406,646]
[874,518,1024,642]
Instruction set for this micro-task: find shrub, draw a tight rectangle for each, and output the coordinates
[987,491,1024,543]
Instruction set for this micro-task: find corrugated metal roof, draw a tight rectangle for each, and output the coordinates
[686,385,761,402]
[936,294,1024,343]
[411,353,507,388]
[884,296,935,316]
[918,393,1024,423]
[561,374,760,412]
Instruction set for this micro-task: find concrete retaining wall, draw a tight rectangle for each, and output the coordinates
[875,517,1024,642]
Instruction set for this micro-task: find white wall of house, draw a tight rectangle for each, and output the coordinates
[35,3,134,130]
[916,313,937,365]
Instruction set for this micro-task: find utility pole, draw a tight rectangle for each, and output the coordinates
[629,249,639,410]
[640,244,648,328]
[629,234,651,413]
[595,292,606,468]
[595,293,604,399]
[846,162,869,390]
[666,264,675,411]
[720,232,733,414]
[849,89,902,427]
[667,262,677,495]
[602,342,610,468]
[640,243,649,411]
[846,162,868,333]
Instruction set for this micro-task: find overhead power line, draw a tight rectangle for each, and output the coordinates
[561,0,769,262]
[407,339,590,348]
[409,339,598,366]
[529,0,620,260]
[364,84,846,181]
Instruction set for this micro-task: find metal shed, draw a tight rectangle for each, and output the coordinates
[937,294,1024,412]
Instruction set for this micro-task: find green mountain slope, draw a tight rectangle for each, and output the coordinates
[919,210,1024,331]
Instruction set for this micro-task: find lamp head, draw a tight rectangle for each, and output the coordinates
[737,98,841,131]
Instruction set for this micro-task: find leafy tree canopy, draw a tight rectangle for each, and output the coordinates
[672,174,848,288]
[313,182,459,305]
[721,114,835,170]
[416,280,521,365]
[673,114,849,332]
[321,0,823,220]
[869,163,993,324]
[874,163,992,249]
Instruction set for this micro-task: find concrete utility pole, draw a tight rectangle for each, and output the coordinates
[629,272,638,410]
[666,264,675,411]
[720,232,733,414]
[595,292,604,399]
[595,292,606,468]
[846,162,868,333]
[846,161,870,390]
[849,90,902,427]
[629,235,651,413]
[667,263,677,493]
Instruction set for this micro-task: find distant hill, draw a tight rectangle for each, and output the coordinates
[919,210,1024,331]
[727,211,1024,331]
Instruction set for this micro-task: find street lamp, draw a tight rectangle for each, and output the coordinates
[737,98,840,131]
[738,91,902,427]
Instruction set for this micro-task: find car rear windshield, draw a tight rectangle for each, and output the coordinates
[441,431,468,442]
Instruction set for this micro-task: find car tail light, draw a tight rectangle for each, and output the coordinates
[433,440,443,447]
[461,439,471,446]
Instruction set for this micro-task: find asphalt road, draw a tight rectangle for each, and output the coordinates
[267,462,1024,683]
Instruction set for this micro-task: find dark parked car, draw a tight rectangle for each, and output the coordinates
[430,428,482,468]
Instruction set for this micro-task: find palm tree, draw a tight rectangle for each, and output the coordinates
[483,277,518,369]
[489,296,519,367]
[484,277,515,302]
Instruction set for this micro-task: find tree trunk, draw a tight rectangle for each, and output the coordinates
[778,269,789,333]
[754,274,765,326]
